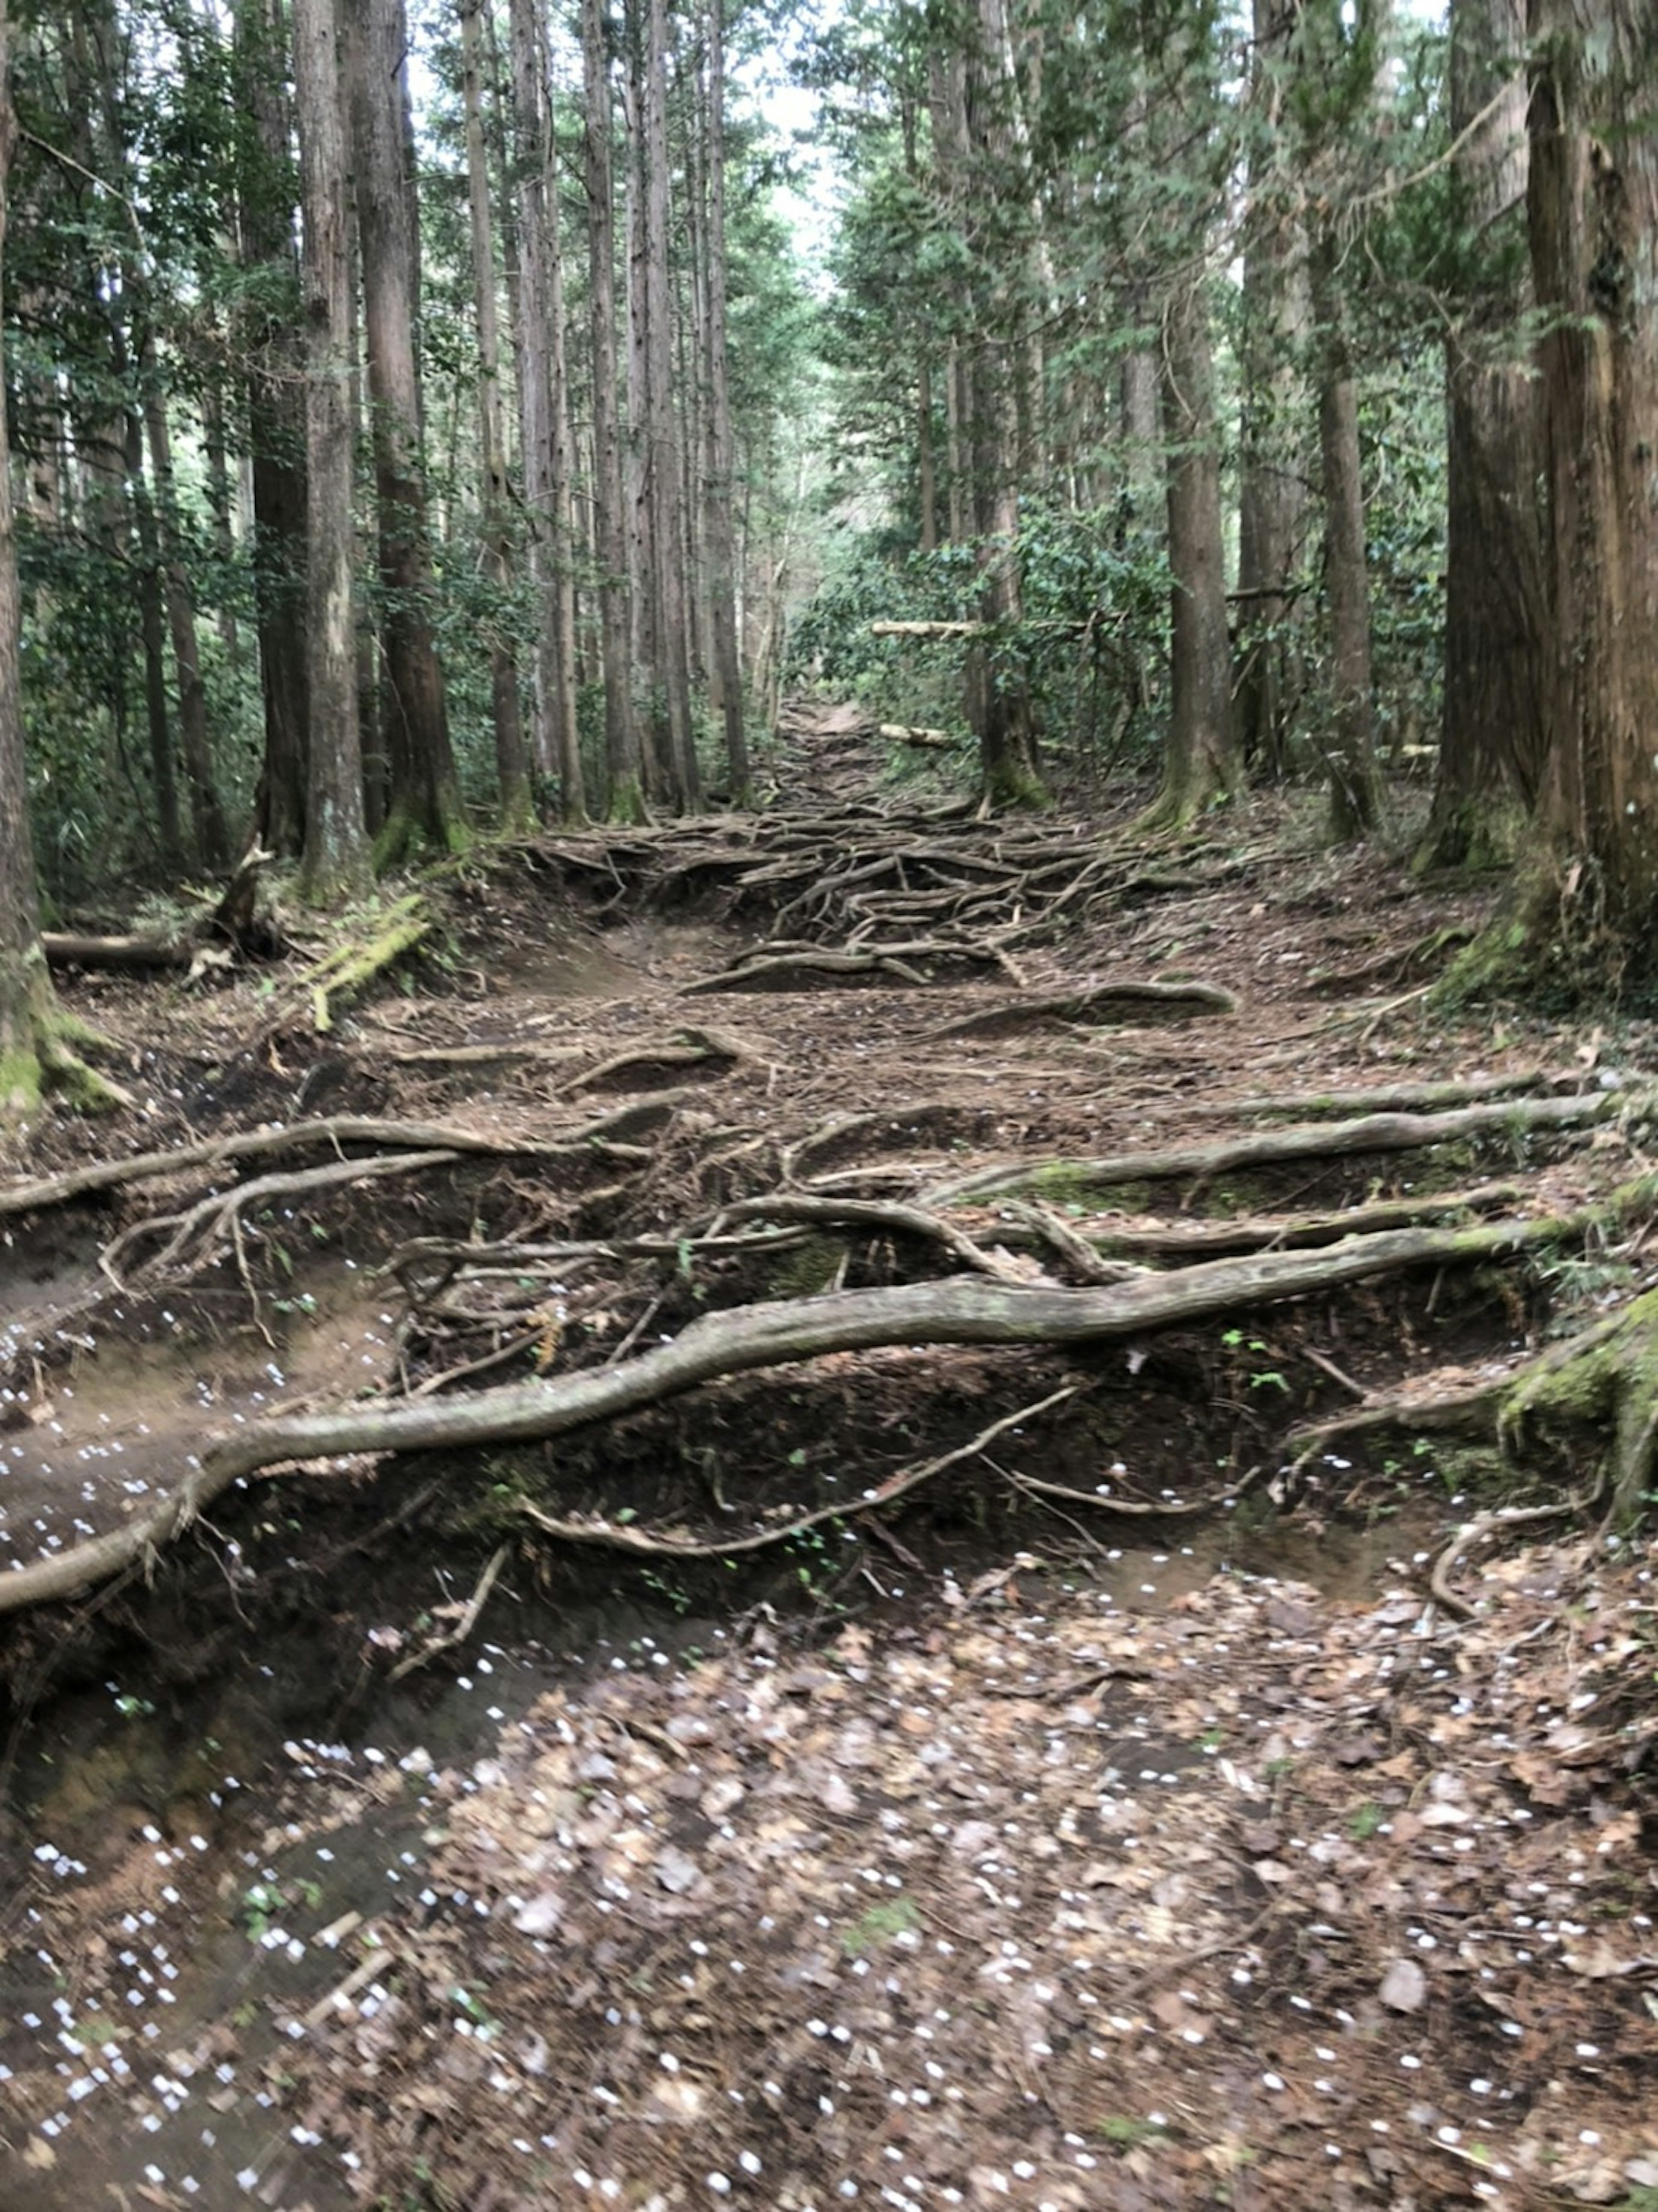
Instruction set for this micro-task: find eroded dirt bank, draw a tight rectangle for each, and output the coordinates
[1,705,1656,2209]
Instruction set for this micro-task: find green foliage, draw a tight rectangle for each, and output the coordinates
[790,504,1169,785]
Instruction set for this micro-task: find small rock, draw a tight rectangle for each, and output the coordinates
[1379,1958,1427,2013]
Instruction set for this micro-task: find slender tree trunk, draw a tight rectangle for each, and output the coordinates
[0,0,60,1112]
[294,0,370,902]
[1153,280,1237,824]
[641,0,699,811]
[124,397,184,870]
[506,0,583,817]
[462,0,534,831]
[1526,0,1658,961]
[144,383,232,868]
[1313,233,1384,840]
[1422,0,1546,867]
[582,0,645,815]
[701,0,747,800]
[1236,0,1311,780]
[235,0,309,859]
[961,0,1042,806]
[345,0,464,858]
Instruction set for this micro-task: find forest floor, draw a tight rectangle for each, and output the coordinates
[1,702,1657,2212]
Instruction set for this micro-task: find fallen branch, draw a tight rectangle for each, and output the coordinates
[0,1203,1598,1618]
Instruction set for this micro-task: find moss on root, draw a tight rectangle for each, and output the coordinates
[1499,1286,1658,1524]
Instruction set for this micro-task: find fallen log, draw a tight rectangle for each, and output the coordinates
[878,724,959,750]
[0,1203,1598,1618]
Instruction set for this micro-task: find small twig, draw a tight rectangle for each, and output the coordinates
[1302,1346,1367,1399]
[516,1385,1081,1559]
[386,1544,510,1682]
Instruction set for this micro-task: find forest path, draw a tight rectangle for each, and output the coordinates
[1,716,1656,2207]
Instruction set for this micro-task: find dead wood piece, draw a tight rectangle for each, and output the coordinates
[43,932,197,973]
[870,619,987,637]
[0,1207,1589,1619]
[930,979,1237,1040]
[516,1386,1080,1559]
[386,1543,510,1680]
[878,723,959,749]
[918,1088,1641,1207]
[1428,1499,1582,1619]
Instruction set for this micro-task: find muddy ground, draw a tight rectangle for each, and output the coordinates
[0,704,1656,2210]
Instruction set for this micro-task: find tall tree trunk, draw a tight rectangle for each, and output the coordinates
[235,0,309,859]
[506,0,582,818]
[346,0,465,858]
[144,382,233,867]
[1236,0,1311,780]
[462,0,534,832]
[581,0,645,815]
[124,397,184,869]
[962,0,1042,807]
[1312,232,1384,840]
[622,58,663,796]
[641,0,699,811]
[1526,0,1658,963]
[293,0,370,902]
[700,0,747,801]
[1152,280,1237,824]
[0,0,59,1112]
[1421,0,1547,867]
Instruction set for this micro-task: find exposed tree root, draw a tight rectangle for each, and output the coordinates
[100,1148,461,1292]
[300,894,433,1031]
[0,1111,642,1219]
[918,1089,1643,1206]
[516,1386,1080,1559]
[0,1205,1601,1618]
[927,979,1237,1039]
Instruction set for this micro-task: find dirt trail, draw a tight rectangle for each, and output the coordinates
[2,703,1657,2209]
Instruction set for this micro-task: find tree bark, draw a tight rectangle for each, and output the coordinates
[143,380,233,868]
[235,0,310,859]
[641,0,699,811]
[700,0,747,802]
[506,0,584,818]
[294,0,370,903]
[1527,0,1658,960]
[1236,0,1310,780]
[462,0,535,832]
[345,0,465,858]
[1155,280,1237,823]
[582,0,645,815]
[1423,0,1547,868]
[1313,231,1384,840]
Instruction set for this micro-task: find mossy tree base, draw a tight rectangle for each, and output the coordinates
[0,946,130,1119]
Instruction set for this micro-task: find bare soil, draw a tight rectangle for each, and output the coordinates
[0,704,1655,2211]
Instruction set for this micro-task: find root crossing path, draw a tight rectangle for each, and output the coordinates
[3,702,1657,2210]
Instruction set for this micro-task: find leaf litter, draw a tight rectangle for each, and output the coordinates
[241,1529,1658,2209]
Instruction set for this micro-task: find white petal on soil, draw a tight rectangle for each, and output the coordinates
[1379,1958,1428,2013]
